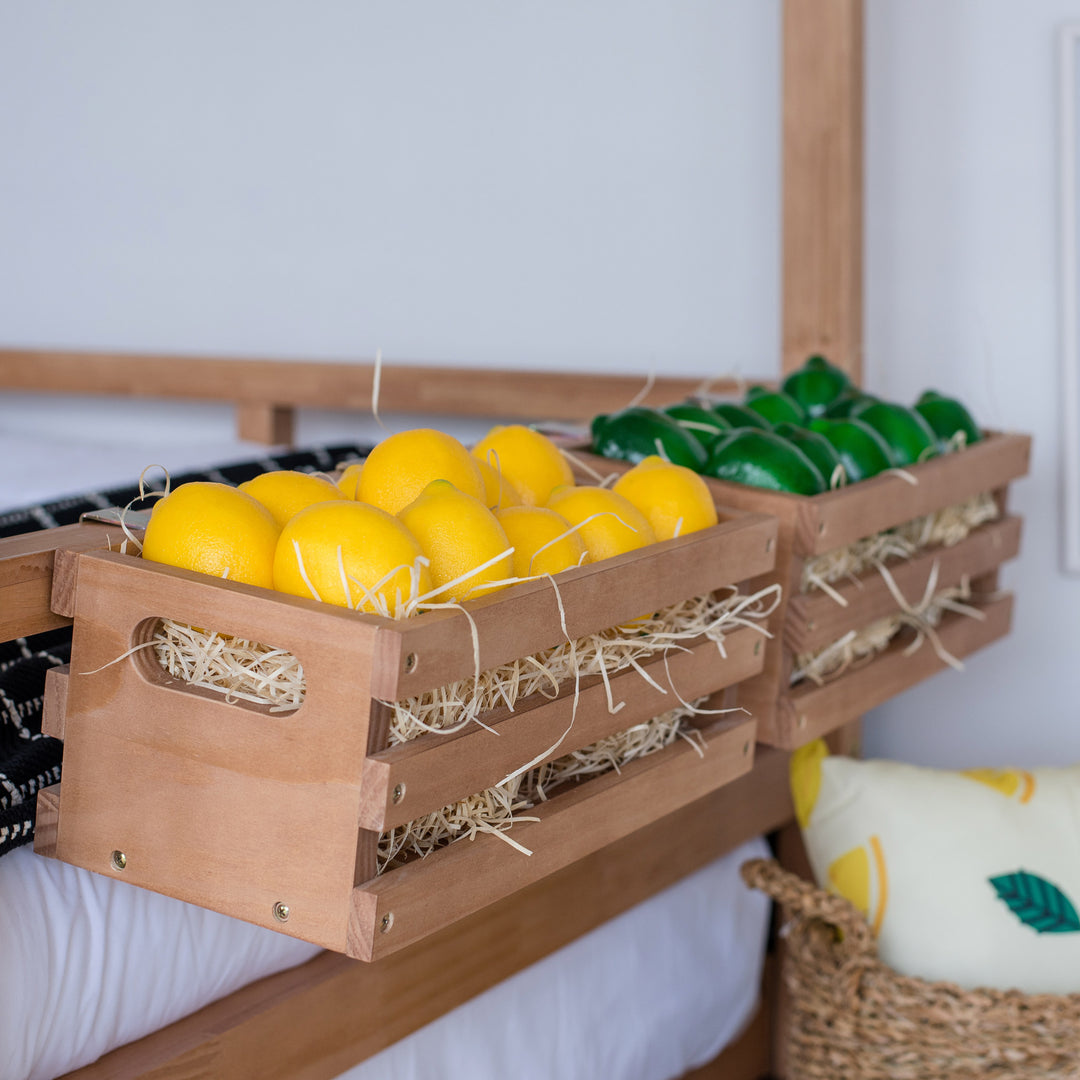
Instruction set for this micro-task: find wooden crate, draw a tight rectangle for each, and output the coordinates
[33,509,777,961]
[574,431,1031,749]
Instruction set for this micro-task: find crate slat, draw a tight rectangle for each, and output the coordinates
[374,512,777,700]
[808,434,1031,555]
[348,714,756,961]
[762,594,1014,748]
[360,626,764,832]
[785,515,1022,655]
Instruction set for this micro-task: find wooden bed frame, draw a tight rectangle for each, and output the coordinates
[0,3,863,1077]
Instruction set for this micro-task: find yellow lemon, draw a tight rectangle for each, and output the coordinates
[495,506,588,579]
[238,470,344,528]
[398,480,513,602]
[475,456,522,510]
[611,455,718,541]
[828,836,888,936]
[336,461,364,500]
[962,768,1036,804]
[142,481,280,589]
[544,485,656,562]
[273,500,431,614]
[358,428,485,516]
[790,739,828,830]
[472,425,575,507]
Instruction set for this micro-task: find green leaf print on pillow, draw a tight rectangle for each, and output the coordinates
[989,871,1080,934]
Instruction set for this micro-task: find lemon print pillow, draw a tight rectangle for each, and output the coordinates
[791,740,1080,994]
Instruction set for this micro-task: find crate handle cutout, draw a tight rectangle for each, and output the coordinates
[128,616,308,719]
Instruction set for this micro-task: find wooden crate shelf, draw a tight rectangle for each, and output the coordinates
[35,508,777,960]
[576,431,1031,750]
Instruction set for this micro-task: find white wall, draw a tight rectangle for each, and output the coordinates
[861,0,1080,767]
[0,0,1075,767]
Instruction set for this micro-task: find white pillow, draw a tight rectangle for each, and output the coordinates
[792,740,1080,995]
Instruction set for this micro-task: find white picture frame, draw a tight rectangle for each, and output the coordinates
[1060,24,1080,572]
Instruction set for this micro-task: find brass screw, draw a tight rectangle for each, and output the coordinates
[273,901,291,923]
[380,911,394,934]
[392,783,405,804]
[404,653,417,673]
[110,850,127,871]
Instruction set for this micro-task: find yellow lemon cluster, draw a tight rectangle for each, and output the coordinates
[140,428,720,617]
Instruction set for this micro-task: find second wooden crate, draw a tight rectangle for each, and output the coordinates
[576,431,1030,749]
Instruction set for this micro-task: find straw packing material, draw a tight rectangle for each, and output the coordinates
[800,493,999,595]
[378,702,705,874]
[527,703,703,802]
[152,619,305,713]
[385,586,778,744]
[790,575,984,687]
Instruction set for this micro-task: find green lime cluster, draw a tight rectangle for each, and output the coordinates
[589,356,982,496]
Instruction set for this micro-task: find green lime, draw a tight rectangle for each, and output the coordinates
[661,402,733,448]
[781,355,853,418]
[822,389,879,419]
[591,407,708,470]
[710,401,774,431]
[705,429,826,495]
[773,422,845,486]
[850,401,941,466]
[914,391,982,446]
[744,388,807,427]
[807,418,899,483]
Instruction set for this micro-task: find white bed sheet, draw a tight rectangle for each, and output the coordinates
[2,427,771,1080]
[1,835,770,1080]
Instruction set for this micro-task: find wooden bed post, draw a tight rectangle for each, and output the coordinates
[774,2,864,1076]
[782,0,864,381]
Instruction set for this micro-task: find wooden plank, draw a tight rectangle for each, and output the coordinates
[0,350,741,425]
[42,664,70,740]
[379,512,778,699]
[761,594,1014,748]
[361,627,765,831]
[782,0,864,377]
[235,402,295,446]
[57,747,793,1080]
[350,715,755,961]
[786,515,1022,654]
[0,577,70,640]
[0,522,126,642]
[808,433,1031,555]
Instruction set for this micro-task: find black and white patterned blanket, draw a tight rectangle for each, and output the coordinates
[0,442,370,859]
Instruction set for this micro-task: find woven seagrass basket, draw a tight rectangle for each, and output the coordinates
[742,859,1080,1080]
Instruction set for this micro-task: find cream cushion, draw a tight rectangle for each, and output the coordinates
[792,740,1080,994]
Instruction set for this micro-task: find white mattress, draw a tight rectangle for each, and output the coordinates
[1,423,771,1080]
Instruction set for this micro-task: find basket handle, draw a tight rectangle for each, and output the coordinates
[741,858,876,957]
